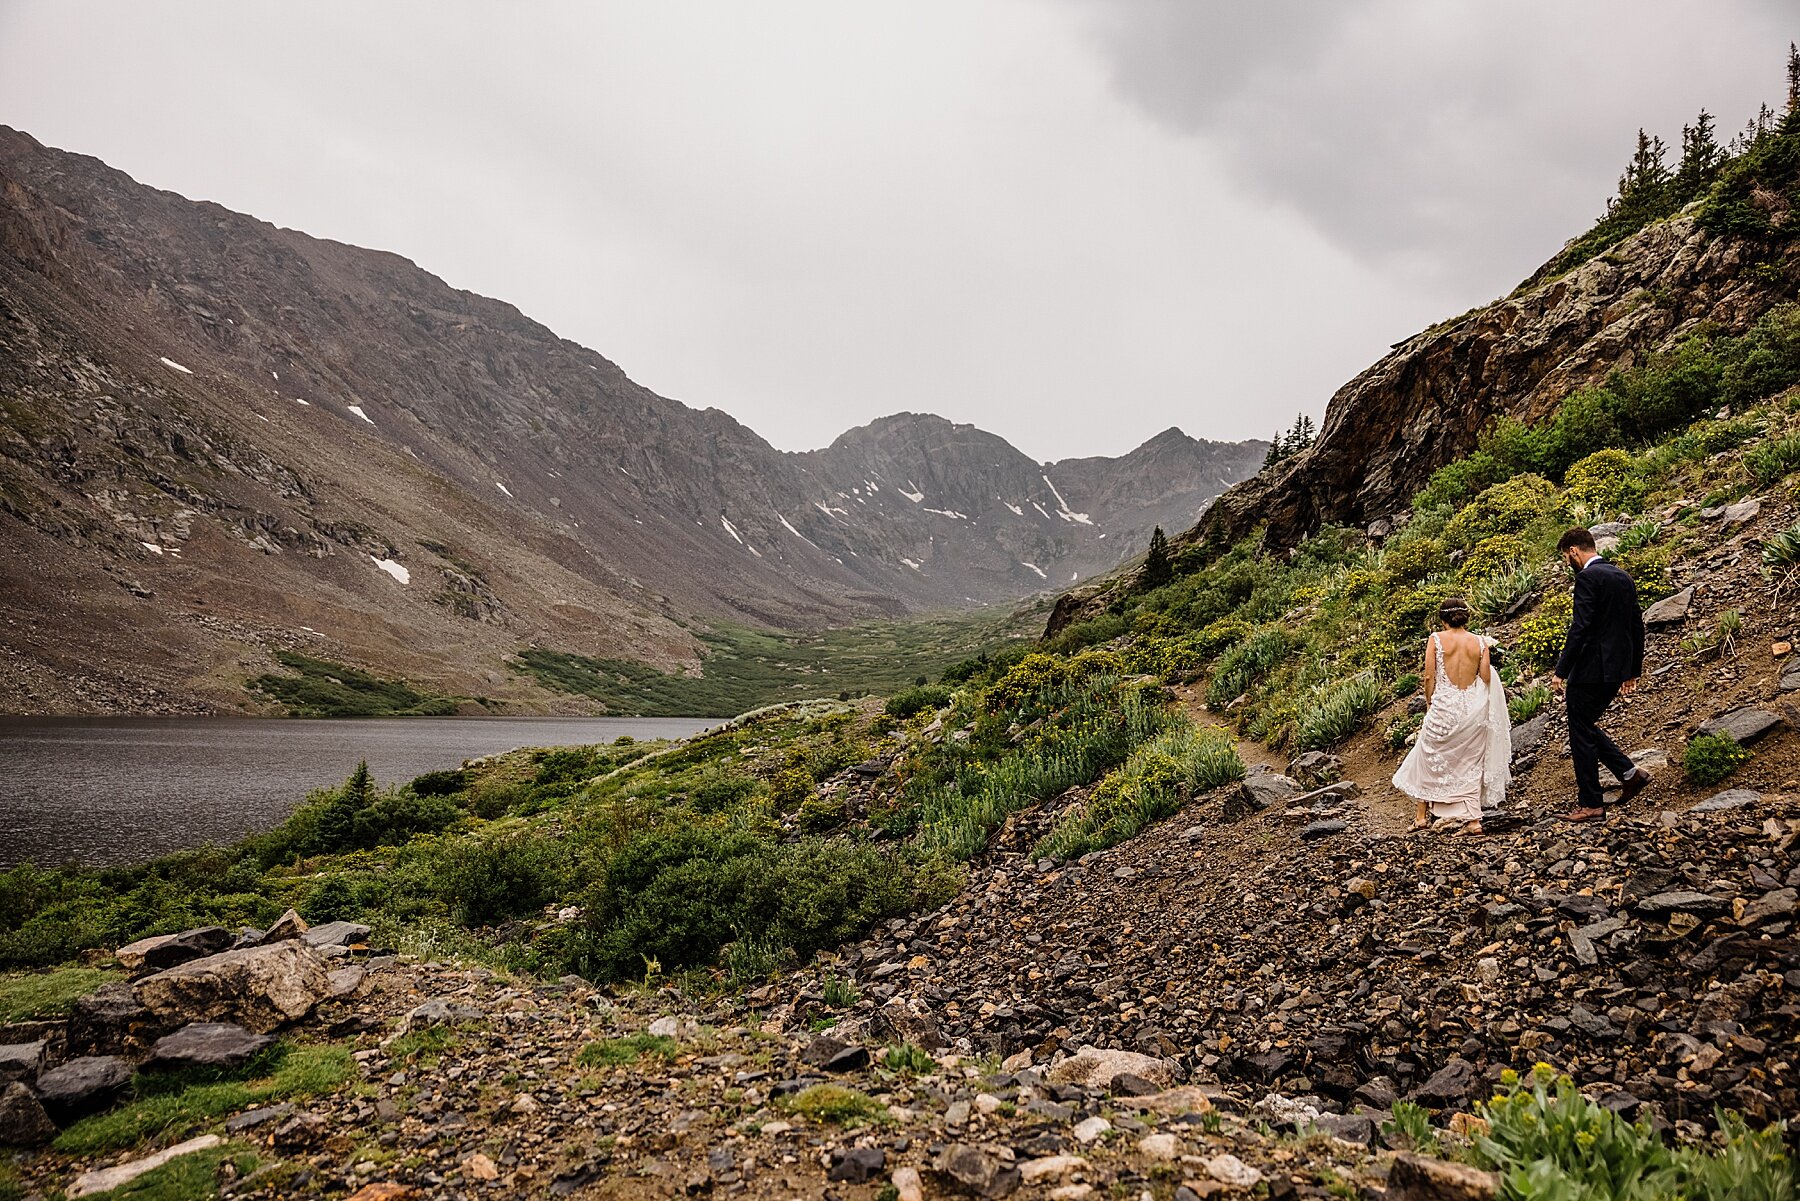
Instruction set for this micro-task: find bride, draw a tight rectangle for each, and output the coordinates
[1391,597,1510,834]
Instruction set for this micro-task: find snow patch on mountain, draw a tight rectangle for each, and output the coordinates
[371,556,410,584]
[158,356,192,374]
[347,405,375,425]
[1041,474,1092,525]
[1020,561,1046,579]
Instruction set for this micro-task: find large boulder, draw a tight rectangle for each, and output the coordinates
[1387,1153,1498,1201]
[67,982,174,1057]
[143,1023,274,1072]
[134,942,333,1034]
[0,1040,46,1085]
[1697,707,1786,746]
[1046,1046,1179,1091]
[1226,770,1301,820]
[301,921,371,950]
[34,1055,132,1122]
[114,926,233,976]
[0,1081,56,1145]
[1641,587,1694,629]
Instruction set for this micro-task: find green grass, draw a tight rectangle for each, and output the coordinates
[0,966,119,1022]
[574,1033,679,1068]
[54,1043,354,1155]
[82,1143,261,1201]
[1036,720,1245,860]
[249,651,460,717]
[782,1083,887,1126]
[513,609,1040,717]
[386,1025,460,1065]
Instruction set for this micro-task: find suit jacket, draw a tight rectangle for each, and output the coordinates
[1554,558,1645,684]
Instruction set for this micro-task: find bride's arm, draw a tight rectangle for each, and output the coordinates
[1421,637,1435,704]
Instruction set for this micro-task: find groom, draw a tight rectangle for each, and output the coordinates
[1551,527,1648,822]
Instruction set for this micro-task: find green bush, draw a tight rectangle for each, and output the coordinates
[430,829,574,926]
[1205,627,1292,708]
[1459,535,1529,586]
[1563,447,1637,512]
[1683,732,1752,787]
[1471,563,1543,622]
[1518,590,1574,670]
[1036,723,1244,860]
[1747,432,1800,486]
[797,794,848,834]
[691,766,760,812]
[884,685,953,720]
[769,766,815,810]
[1472,1064,1797,1200]
[1295,675,1387,750]
[1384,536,1448,582]
[573,825,917,981]
[1444,474,1559,548]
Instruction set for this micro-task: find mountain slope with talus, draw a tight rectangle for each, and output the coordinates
[0,126,1263,713]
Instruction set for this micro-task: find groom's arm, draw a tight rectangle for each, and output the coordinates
[1554,570,1599,684]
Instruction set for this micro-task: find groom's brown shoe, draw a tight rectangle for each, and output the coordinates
[1618,768,1651,804]
[1562,805,1607,823]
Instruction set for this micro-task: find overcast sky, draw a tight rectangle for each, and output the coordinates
[0,3,1791,460]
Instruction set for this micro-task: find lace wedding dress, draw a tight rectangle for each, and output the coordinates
[1391,633,1511,820]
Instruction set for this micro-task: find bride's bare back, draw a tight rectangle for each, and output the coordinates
[1427,629,1490,694]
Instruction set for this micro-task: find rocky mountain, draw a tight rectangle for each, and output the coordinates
[0,127,1263,713]
[1197,213,1797,551]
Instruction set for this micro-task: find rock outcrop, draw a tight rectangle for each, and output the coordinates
[133,942,334,1033]
[1196,215,1794,550]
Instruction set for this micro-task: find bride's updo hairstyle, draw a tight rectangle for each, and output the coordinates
[1439,598,1472,628]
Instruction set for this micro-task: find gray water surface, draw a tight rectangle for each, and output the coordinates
[0,716,716,868]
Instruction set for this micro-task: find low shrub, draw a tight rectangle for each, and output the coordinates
[1748,432,1800,486]
[884,685,953,720]
[1509,685,1550,724]
[1295,675,1387,750]
[573,826,918,982]
[1035,723,1244,860]
[1384,713,1423,751]
[691,766,760,813]
[1683,732,1752,787]
[1518,590,1574,670]
[429,829,575,926]
[1459,535,1528,587]
[1444,474,1558,548]
[1384,536,1448,582]
[1562,447,1638,512]
[1205,627,1292,709]
[783,1084,886,1126]
[1472,1063,1797,1200]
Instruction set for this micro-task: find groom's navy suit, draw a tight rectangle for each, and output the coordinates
[1554,558,1646,809]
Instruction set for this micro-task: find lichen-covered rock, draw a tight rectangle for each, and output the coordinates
[133,942,332,1033]
[1047,1046,1178,1091]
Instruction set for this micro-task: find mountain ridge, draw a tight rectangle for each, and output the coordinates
[0,125,1264,714]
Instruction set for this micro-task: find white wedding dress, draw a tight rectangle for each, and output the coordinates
[1392,633,1511,820]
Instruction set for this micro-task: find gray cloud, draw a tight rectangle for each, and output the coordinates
[1071,0,1795,285]
[0,2,1792,462]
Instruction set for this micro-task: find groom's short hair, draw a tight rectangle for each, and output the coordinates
[1557,527,1596,552]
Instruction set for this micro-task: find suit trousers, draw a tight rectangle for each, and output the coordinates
[1566,681,1635,809]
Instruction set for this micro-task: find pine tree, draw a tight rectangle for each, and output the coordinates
[1263,430,1284,469]
[1674,109,1723,199]
[1611,129,1669,217]
[1787,41,1799,116]
[1298,414,1316,448]
[1143,526,1173,590]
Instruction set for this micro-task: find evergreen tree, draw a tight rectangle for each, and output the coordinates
[1143,526,1173,590]
[1262,430,1284,469]
[1787,41,1799,117]
[1298,414,1316,448]
[1674,109,1723,198]
[1610,129,1669,217]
